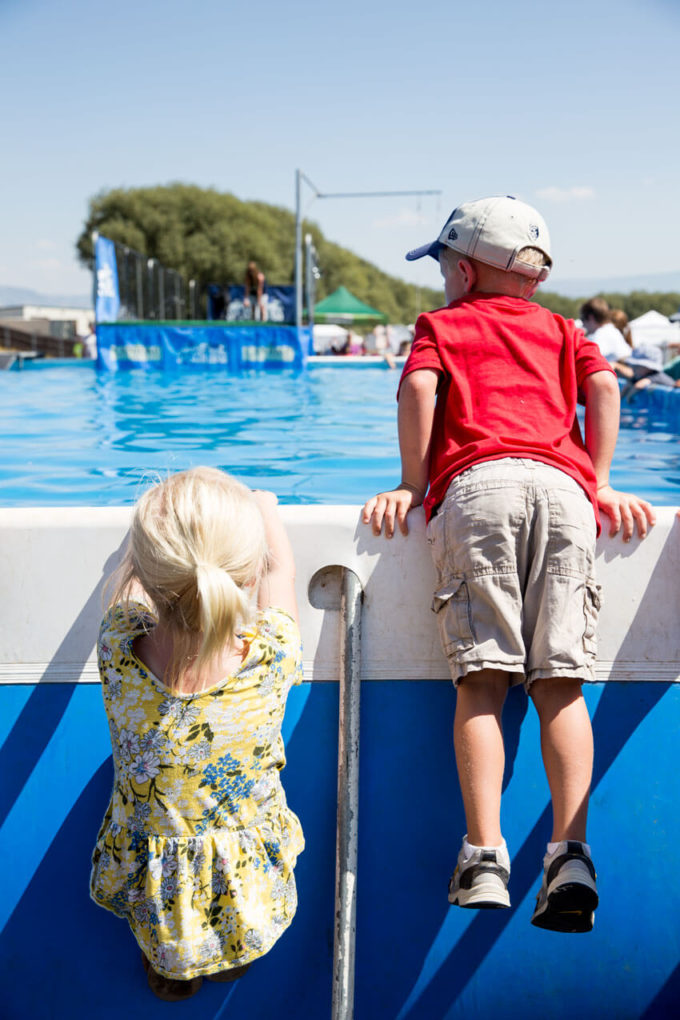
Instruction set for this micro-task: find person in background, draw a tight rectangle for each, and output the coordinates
[90,468,303,1001]
[614,344,680,391]
[609,308,633,349]
[336,329,364,355]
[579,297,630,362]
[348,329,364,355]
[363,195,655,934]
[79,321,97,359]
[244,261,267,322]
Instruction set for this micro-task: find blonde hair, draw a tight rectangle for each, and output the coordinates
[515,246,550,272]
[441,245,548,297]
[112,467,267,689]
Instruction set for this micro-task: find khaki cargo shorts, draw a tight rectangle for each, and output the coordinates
[426,458,601,690]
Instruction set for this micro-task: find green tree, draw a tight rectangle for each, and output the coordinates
[76,183,443,324]
[599,291,680,320]
[77,184,679,325]
[533,290,581,319]
[534,289,680,322]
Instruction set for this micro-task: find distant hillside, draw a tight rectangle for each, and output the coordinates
[548,270,680,300]
[75,183,444,324]
[0,284,91,308]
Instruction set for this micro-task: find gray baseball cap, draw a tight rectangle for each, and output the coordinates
[405,195,552,280]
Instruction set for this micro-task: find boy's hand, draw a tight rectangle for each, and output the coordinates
[597,485,656,541]
[362,485,422,538]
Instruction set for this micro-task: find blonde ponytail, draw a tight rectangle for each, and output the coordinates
[110,467,267,690]
[194,561,250,664]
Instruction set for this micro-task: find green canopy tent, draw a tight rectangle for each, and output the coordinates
[313,286,387,325]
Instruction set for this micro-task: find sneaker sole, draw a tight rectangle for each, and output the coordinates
[531,882,599,933]
[450,876,510,909]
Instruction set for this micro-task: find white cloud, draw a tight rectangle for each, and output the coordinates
[535,186,595,203]
[35,239,57,250]
[372,208,433,229]
[35,257,63,270]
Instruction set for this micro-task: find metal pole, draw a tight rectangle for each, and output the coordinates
[332,568,363,1020]
[91,231,99,324]
[136,253,144,319]
[293,173,440,332]
[123,246,130,319]
[147,259,155,319]
[305,233,315,331]
[294,169,302,330]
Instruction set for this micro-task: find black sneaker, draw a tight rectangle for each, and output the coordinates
[448,841,511,909]
[531,840,598,933]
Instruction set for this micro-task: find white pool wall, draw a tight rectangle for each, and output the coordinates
[0,506,677,685]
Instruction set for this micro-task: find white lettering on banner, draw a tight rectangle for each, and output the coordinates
[178,343,229,365]
[97,266,117,299]
[241,345,295,363]
[109,345,162,363]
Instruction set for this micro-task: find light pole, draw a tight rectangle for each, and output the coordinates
[294,169,441,329]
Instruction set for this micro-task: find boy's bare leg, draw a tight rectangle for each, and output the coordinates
[454,669,509,846]
[530,678,593,842]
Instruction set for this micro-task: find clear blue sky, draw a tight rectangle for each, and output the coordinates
[1,0,678,298]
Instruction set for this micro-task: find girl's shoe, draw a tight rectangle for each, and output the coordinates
[141,952,203,1002]
[530,841,598,933]
[207,962,252,982]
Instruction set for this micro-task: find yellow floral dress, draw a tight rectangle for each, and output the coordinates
[90,601,304,980]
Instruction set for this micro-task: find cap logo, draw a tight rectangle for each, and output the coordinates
[528,224,540,240]
[448,227,458,241]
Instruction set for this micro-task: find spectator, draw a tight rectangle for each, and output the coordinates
[614,344,679,392]
[609,308,633,349]
[82,322,97,359]
[579,297,630,361]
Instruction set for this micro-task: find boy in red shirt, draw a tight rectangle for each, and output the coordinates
[363,196,655,932]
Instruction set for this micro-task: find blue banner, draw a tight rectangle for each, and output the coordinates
[96,323,312,371]
[94,236,120,323]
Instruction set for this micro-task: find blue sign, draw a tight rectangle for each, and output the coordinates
[94,236,120,323]
[96,323,312,371]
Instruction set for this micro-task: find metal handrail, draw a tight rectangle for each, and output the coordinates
[331,568,364,1020]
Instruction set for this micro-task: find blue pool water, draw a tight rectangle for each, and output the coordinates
[1,364,679,506]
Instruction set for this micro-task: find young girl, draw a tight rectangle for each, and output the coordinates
[90,467,304,1002]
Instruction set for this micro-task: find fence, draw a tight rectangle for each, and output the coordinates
[96,237,199,321]
[0,323,79,359]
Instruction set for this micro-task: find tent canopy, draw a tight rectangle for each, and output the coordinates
[629,310,680,348]
[314,286,387,324]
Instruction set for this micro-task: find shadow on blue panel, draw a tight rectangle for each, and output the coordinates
[642,961,680,1019]
[0,544,124,829]
[0,682,338,1020]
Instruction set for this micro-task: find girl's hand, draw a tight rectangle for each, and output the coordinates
[596,485,656,541]
[252,491,298,623]
[252,489,278,516]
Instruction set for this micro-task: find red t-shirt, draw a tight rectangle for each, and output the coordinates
[399,293,614,531]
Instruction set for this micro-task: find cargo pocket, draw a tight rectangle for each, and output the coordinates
[431,576,474,656]
[582,579,602,658]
